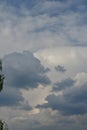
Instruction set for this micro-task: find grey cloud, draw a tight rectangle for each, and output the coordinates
[30,0,69,17]
[3,51,51,89]
[0,86,24,106]
[44,67,50,73]
[0,51,51,107]
[55,65,66,72]
[0,85,32,109]
[0,0,87,59]
[10,122,87,130]
[19,101,32,111]
[52,78,75,91]
[37,82,87,115]
[29,0,87,17]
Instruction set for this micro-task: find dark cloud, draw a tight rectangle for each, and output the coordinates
[0,51,51,107]
[3,51,51,89]
[0,85,32,109]
[37,81,87,115]
[55,65,66,73]
[52,78,75,91]
[0,86,23,106]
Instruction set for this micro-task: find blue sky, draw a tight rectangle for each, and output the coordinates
[0,0,87,130]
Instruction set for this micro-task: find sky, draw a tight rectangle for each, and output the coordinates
[0,0,87,130]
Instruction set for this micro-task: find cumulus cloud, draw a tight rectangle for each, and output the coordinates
[37,73,87,115]
[0,51,51,108]
[3,51,51,89]
[0,0,87,130]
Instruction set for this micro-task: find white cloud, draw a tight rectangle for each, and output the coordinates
[35,47,87,82]
[75,72,87,87]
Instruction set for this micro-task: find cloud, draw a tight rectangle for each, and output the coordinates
[52,78,75,91]
[29,0,70,16]
[55,65,66,72]
[0,83,32,109]
[37,73,87,115]
[0,1,87,130]
[3,51,51,89]
[19,101,32,111]
[0,0,87,58]
[0,86,23,106]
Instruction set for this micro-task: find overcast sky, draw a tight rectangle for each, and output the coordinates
[0,0,87,130]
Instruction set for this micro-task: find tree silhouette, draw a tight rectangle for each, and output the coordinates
[0,60,6,130]
[0,60,4,92]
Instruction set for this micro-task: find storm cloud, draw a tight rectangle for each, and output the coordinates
[3,51,51,89]
[0,51,51,108]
